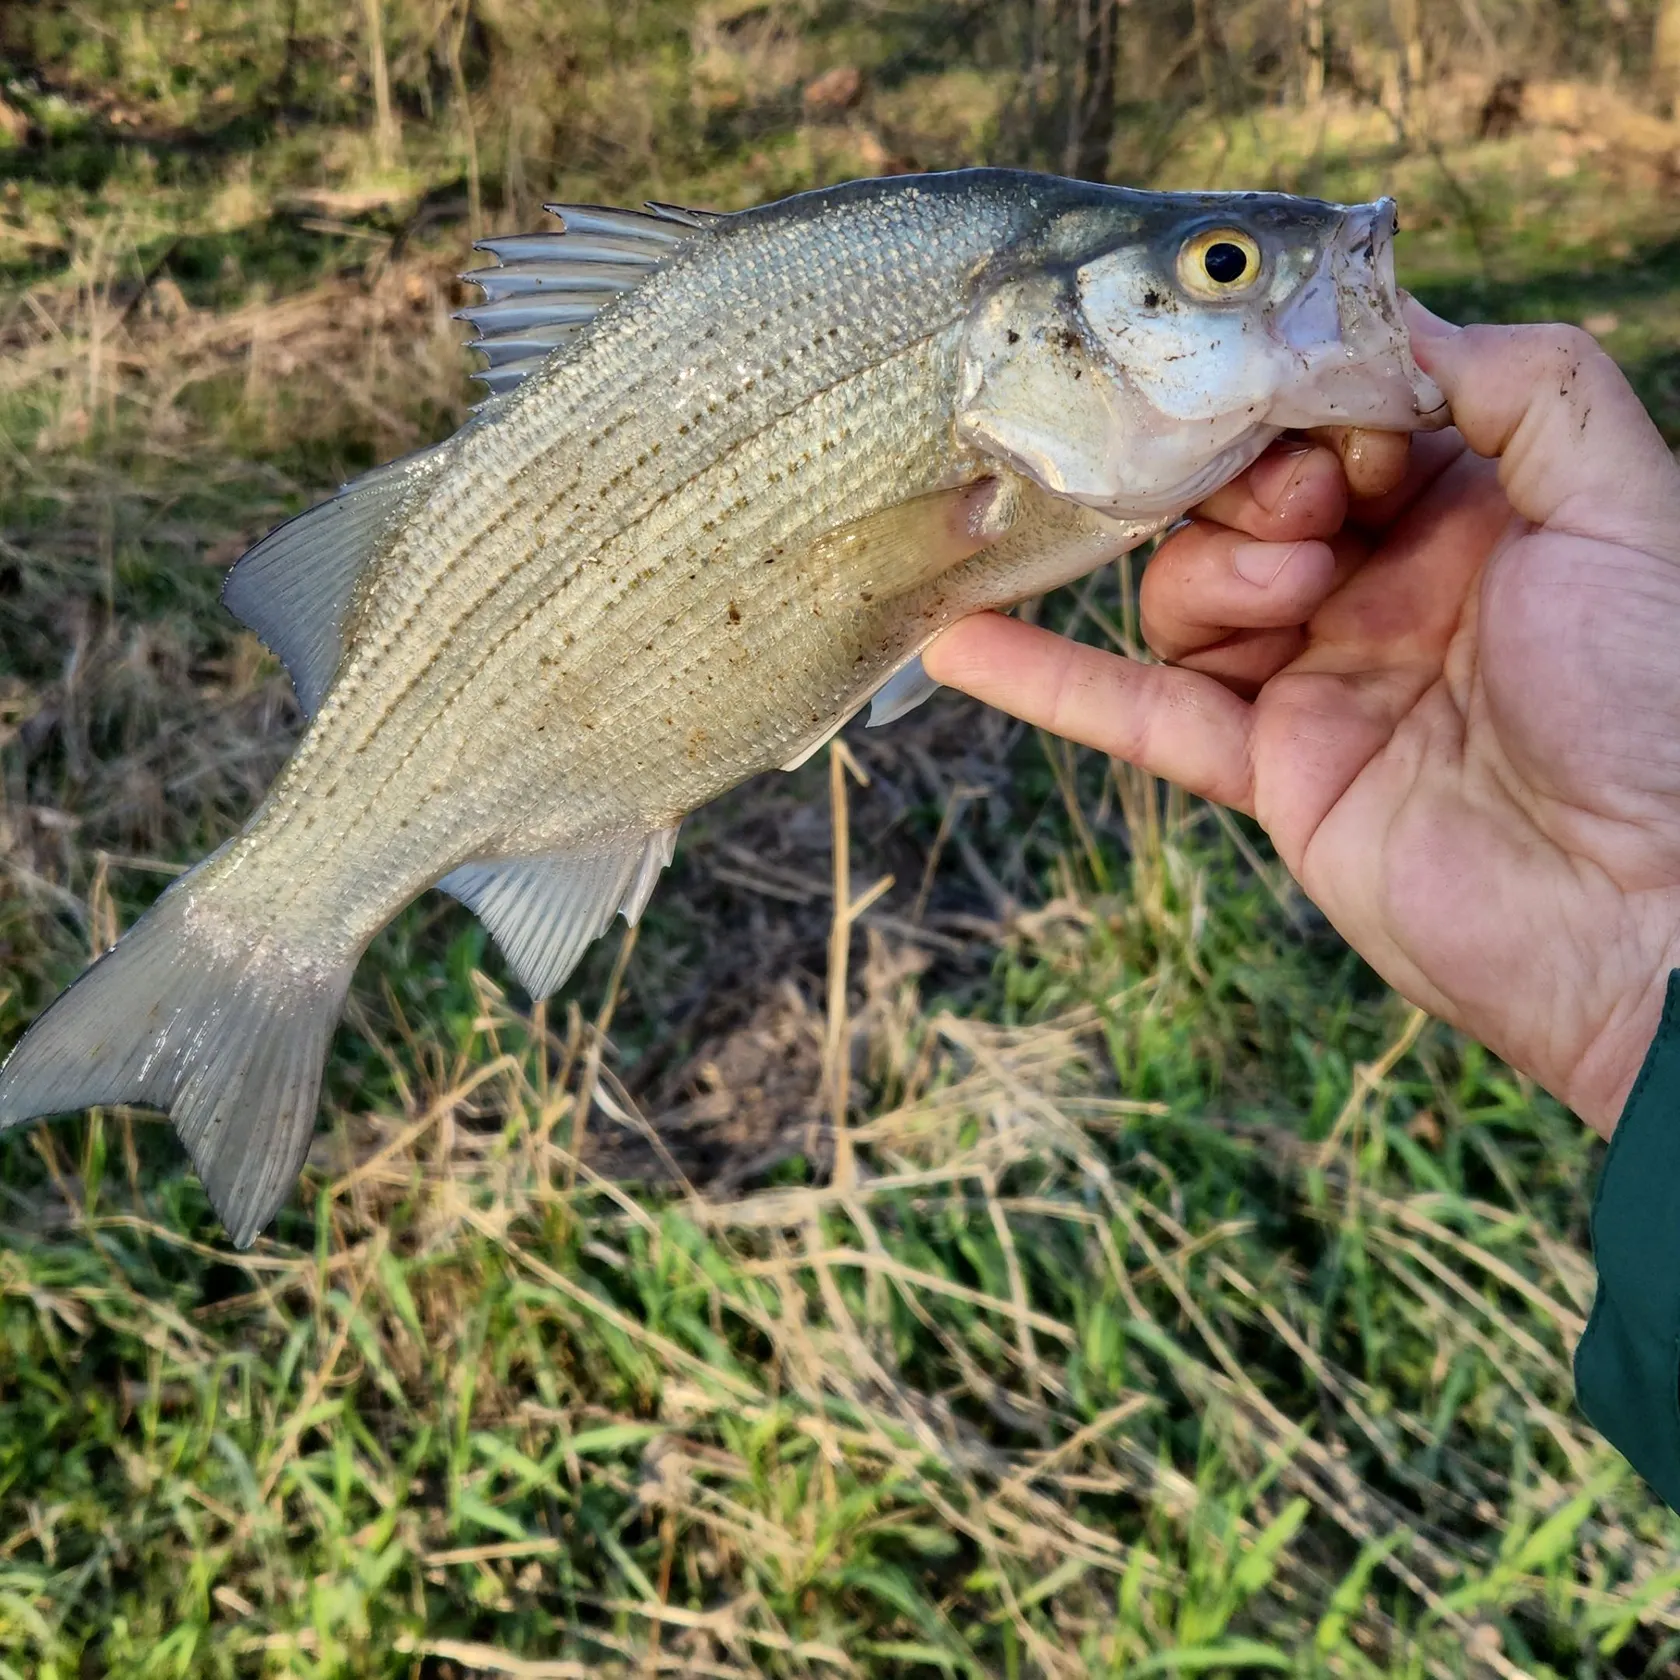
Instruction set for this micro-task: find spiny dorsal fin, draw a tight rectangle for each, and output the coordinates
[228,199,716,711]
[438,826,680,1001]
[457,201,717,398]
[221,442,451,716]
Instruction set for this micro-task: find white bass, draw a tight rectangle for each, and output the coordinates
[0,169,1447,1244]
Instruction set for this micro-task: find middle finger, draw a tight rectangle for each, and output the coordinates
[1142,526,1346,663]
[1190,441,1350,542]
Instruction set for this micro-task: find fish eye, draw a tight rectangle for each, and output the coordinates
[1177,228,1263,298]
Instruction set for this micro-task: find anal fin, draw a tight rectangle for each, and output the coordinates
[620,825,680,927]
[439,827,679,1000]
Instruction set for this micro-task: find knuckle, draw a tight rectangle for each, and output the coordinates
[1042,653,1084,740]
[1467,319,1600,376]
[1138,544,1201,641]
[1137,593,1183,655]
[1553,323,1598,360]
[1530,322,1603,377]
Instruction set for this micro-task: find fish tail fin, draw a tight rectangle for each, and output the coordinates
[0,872,355,1248]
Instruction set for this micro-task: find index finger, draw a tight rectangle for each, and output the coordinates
[1341,425,1469,530]
[922,613,1257,812]
[1187,428,1420,546]
[1190,440,1349,542]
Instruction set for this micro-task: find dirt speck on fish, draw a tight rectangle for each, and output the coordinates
[0,168,1448,1246]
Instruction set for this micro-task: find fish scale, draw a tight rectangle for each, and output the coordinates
[0,168,1449,1245]
[361,185,1012,616]
[262,341,978,895]
[262,347,968,897]
[296,305,951,787]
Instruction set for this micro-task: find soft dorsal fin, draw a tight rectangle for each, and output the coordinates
[458,201,717,398]
[226,200,716,712]
[221,442,451,716]
[438,826,680,1000]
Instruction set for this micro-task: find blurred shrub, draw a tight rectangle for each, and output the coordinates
[5,0,1679,211]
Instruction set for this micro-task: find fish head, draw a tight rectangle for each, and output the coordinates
[957,187,1447,517]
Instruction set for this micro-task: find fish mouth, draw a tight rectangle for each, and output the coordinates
[1266,197,1450,433]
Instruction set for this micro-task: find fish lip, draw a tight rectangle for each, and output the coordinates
[1351,197,1451,427]
[1341,197,1392,268]
[1266,195,1450,432]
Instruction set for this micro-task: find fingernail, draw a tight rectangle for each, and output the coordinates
[1401,293,1459,338]
[1233,540,1297,587]
[1248,446,1311,511]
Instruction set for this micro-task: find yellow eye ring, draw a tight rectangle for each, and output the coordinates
[1177,228,1263,298]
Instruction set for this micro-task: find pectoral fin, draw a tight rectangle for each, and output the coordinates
[773,481,1014,772]
[799,477,1016,603]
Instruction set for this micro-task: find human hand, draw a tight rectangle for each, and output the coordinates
[924,305,1680,1135]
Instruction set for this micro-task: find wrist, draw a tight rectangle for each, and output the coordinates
[1565,937,1680,1139]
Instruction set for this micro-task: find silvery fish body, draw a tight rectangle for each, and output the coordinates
[0,169,1446,1245]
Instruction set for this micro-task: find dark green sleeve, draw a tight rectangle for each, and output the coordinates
[1575,971,1680,1510]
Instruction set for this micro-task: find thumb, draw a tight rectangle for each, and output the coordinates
[1406,299,1680,561]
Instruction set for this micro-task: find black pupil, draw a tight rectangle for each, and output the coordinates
[1203,241,1249,284]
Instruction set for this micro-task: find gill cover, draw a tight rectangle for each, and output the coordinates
[956,265,1279,517]
[954,274,1136,506]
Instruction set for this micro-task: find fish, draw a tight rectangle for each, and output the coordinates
[0,168,1447,1246]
